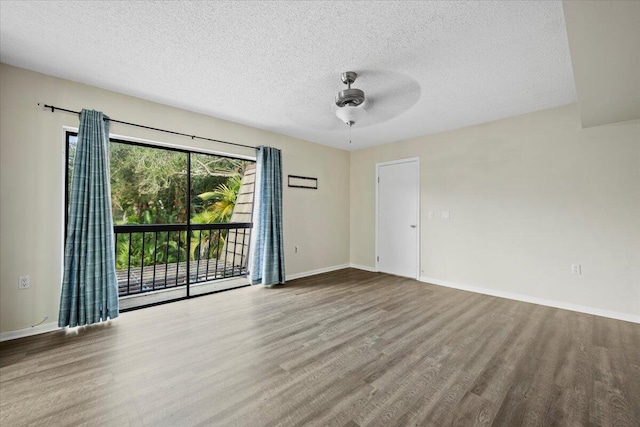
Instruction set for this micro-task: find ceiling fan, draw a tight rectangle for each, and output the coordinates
[285,69,419,135]
[334,71,367,129]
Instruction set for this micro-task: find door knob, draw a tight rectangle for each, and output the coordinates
[410,225,416,228]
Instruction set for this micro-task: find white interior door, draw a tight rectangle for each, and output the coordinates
[377,159,419,278]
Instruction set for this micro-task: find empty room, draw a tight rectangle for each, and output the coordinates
[1,1,638,426]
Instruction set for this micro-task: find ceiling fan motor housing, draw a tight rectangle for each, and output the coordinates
[336,88,366,107]
[336,71,365,108]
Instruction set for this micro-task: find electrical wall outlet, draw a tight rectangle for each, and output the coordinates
[571,264,581,275]
[19,275,30,289]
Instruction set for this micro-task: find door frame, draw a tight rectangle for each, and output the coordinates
[375,157,421,279]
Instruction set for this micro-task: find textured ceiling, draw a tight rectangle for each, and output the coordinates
[0,1,576,150]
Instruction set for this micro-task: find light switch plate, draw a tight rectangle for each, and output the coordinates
[441,211,450,220]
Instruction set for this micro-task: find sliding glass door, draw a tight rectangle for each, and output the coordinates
[188,153,255,296]
[65,132,255,308]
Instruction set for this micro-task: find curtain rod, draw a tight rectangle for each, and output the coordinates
[37,103,255,150]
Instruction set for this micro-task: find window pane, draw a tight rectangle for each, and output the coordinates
[190,153,254,224]
[110,142,188,225]
[189,153,255,286]
[67,134,77,192]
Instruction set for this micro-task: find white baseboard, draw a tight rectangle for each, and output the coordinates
[419,276,640,324]
[349,263,377,272]
[0,322,63,342]
[286,264,350,281]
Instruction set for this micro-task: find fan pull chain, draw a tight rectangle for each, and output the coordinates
[349,121,352,144]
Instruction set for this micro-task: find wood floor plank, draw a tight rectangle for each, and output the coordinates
[1,268,638,426]
[547,312,593,426]
[450,391,496,427]
[394,300,514,426]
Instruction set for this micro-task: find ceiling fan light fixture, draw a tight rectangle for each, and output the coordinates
[335,71,367,129]
[335,104,367,125]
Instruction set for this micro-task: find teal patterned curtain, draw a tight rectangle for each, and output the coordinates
[59,110,119,327]
[250,146,285,285]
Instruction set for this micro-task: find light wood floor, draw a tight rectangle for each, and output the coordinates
[1,268,638,426]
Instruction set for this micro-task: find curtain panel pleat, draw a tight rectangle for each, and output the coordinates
[250,146,285,285]
[59,109,119,327]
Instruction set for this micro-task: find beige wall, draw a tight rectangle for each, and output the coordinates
[2,63,638,334]
[0,64,350,333]
[563,1,640,127]
[351,104,639,319]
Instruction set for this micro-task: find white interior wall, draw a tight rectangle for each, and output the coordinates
[2,64,639,336]
[0,64,350,334]
[350,104,639,321]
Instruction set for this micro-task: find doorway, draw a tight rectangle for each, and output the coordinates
[376,158,420,279]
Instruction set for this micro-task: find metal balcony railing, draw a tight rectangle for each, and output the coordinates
[113,222,252,297]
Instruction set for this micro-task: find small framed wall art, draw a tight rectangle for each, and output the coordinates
[288,175,318,190]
